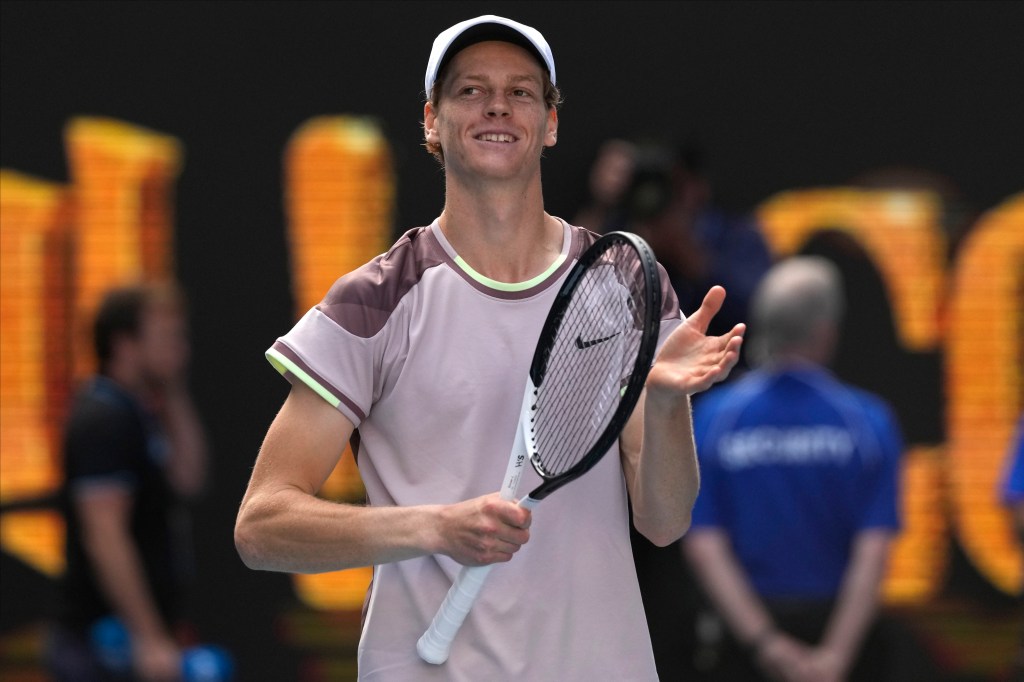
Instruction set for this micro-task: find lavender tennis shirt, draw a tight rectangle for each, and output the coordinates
[268,219,681,680]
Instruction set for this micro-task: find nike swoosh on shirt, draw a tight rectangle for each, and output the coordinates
[575,332,622,349]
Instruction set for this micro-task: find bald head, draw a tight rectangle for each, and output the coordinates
[749,256,844,367]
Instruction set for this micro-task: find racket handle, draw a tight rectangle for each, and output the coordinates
[416,563,495,664]
[417,495,539,664]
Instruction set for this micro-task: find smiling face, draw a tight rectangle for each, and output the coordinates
[423,40,558,184]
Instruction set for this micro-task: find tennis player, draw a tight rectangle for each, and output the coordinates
[235,15,743,680]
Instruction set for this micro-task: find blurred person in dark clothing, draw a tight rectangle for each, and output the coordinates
[683,257,902,682]
[625,141,772,339]
[47,283,208,682]
[572,137,636,234]
[620,140,774,678]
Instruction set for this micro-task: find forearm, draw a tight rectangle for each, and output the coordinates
[84,528,172,641]
[238,382,531,573]
[629,393,700,545]
[818,530,892,670]
[235,487,444,573]
[683,529,776,646]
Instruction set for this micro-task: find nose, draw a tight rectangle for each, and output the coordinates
[485,92,511,118]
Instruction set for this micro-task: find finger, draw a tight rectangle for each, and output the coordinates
[501,529,530,550]
[497,524,530,546]
[706,329,743,361]
[692,356,738,392]
[497,502,532,529]
[486,528,530,562]
[715,323,746,350]
[686,285,726,333]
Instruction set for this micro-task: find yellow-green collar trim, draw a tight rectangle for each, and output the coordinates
[453,253,568,292]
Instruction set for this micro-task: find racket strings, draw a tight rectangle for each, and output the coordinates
[537,292,622,473]
[531,247,653,476]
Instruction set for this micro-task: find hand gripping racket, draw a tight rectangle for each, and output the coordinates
[417,231,663,664]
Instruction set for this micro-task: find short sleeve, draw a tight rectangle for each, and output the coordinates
[64,402,141,491]
[690,394,725,528]
[265,234,437,428]
[267,306,379,428]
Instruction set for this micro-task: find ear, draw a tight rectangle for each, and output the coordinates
[544,108,558,148]
[424,102,440,145]
[816,320,840,365]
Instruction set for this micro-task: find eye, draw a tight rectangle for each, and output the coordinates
[461,86,481,96]
[512,88,531,98]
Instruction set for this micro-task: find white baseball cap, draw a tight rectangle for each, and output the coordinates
[424,15,556,95]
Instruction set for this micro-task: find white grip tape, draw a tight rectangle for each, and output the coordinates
[416,563,495,664]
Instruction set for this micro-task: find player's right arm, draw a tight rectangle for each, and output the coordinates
[234,381,529,573]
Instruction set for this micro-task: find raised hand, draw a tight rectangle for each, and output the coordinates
[647,285,745,401]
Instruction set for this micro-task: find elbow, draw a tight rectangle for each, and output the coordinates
[234,506,270,571]
[637,512,692,548]
[645,531,683,549]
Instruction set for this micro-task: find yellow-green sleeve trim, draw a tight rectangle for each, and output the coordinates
[453,253,567,292]
[266,347,341,409]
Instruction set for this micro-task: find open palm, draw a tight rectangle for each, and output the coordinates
[647,285,746,398]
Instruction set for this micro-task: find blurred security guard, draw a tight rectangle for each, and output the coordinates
[683,257,901,682]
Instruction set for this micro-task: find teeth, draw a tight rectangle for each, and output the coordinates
[478,133,514,143]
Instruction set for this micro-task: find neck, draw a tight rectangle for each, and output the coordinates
[439,176,562,282]
[765,346,832,371]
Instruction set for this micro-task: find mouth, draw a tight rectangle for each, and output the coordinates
[475,132,517,143]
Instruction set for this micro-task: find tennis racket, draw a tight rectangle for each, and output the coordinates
[416,231,663,664]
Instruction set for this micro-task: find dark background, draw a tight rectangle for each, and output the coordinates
[3,1,1023,678]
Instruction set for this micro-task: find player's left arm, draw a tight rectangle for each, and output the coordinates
[620,285,745,546]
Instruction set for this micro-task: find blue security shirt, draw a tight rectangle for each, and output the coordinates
[691,365,902,600]
[1000,416,1024,505]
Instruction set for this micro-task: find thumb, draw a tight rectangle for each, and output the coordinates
[687,286,726,333]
